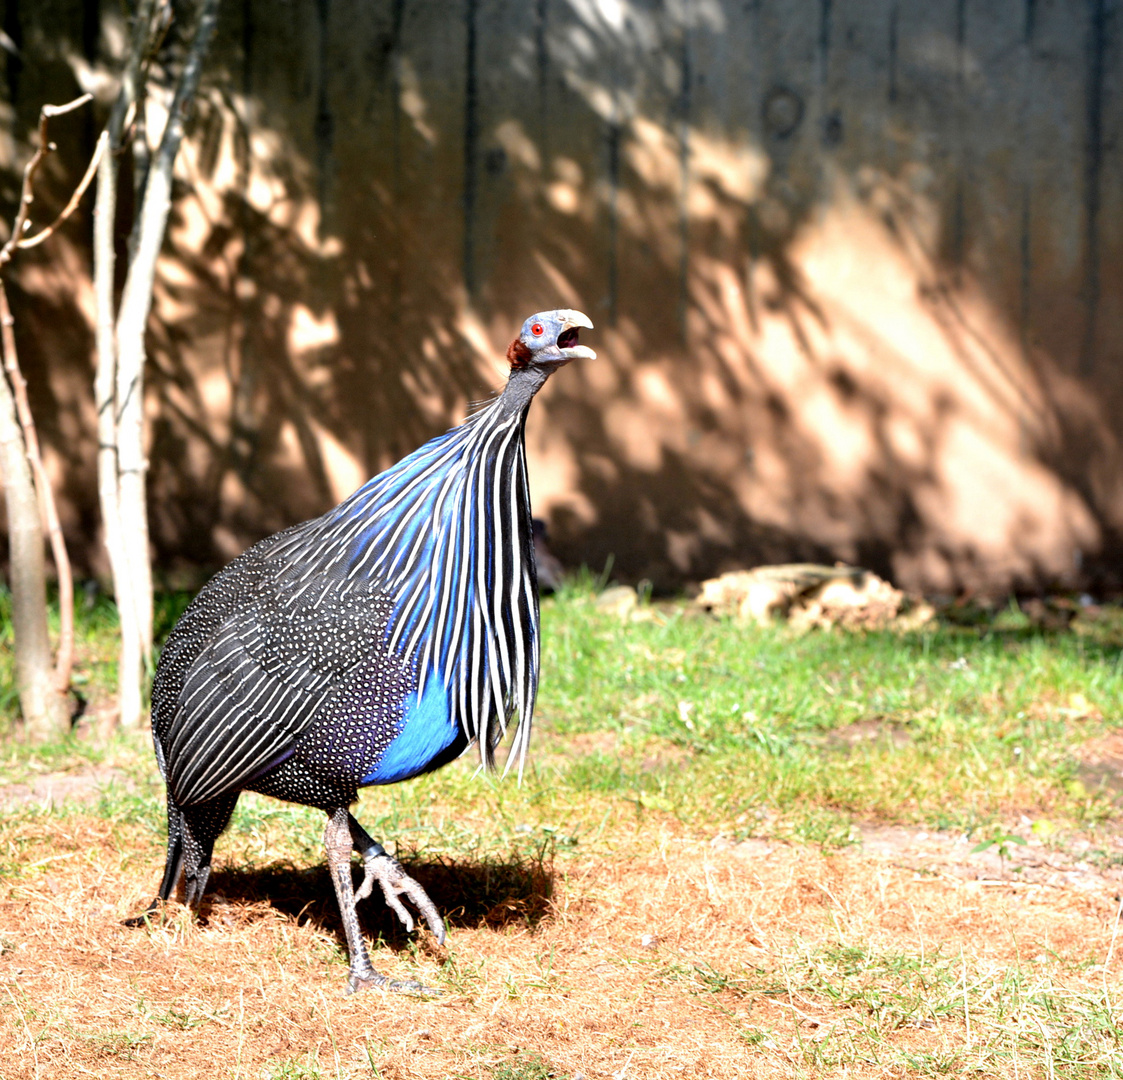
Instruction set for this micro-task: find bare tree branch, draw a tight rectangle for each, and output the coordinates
[113,0,221,687]
[18,132,106,251]
[0,94,101,704]
[94,0,166,729]
[0,94,92,266]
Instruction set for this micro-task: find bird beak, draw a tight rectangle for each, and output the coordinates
[555,309,596,361]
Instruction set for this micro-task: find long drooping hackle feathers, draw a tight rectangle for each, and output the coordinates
[157,380,538,807]
[137,308,595,995]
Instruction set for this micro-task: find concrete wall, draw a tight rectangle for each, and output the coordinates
[1,0,1121,594]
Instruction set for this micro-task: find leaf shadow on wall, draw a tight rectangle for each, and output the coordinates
[4,3,1121,595]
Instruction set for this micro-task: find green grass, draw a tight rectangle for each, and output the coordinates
[650,940,1123,1076]
[531,580,1123,840]
[2,578,1122,1078]
[263,1054,324,1080]
[2,579,1122,855]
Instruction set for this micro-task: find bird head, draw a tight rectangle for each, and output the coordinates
[507,309,596,370]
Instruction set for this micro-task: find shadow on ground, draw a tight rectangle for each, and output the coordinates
[203,848,556,948]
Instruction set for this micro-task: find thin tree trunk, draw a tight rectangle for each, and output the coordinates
[92,0,160,729]
[113,0,221,672]
[0,283,73,697]
[0,93,99,739]
[93,0,219,729]
[0,303,67,739]
[94,124,142,727]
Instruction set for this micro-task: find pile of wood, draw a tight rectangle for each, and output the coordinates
[694,564,934,631]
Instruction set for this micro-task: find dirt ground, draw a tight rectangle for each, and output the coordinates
[1,784,1121,1079]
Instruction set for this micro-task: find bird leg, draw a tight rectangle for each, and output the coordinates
[127,796,235,927]
[347,813,446,944]
[325,807,436,995]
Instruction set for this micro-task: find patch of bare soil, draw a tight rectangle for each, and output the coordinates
[0,767,131,810]
[1074,731,1123,797]
[1,806,1122,1080]
[858,824,1123,890]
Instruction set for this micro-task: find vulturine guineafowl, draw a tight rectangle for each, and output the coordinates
[134,310,595,993]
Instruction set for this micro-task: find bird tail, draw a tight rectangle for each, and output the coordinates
[156,798,185,901]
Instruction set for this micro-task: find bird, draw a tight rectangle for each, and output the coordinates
[133,309,595,994]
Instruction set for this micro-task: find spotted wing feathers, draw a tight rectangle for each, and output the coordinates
[153,526,396,806]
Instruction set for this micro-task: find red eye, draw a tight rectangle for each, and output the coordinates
[531,322,544,336]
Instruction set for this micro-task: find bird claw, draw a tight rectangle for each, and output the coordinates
[345,969,441,996]
[356,852,446,945]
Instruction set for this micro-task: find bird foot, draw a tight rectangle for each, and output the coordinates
[123,900,160,929]
[355,851,446,945]
[345,969,442,996]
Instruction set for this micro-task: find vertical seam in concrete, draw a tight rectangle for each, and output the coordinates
[677,1,693,343]
[463,0,479,300]
[818,0,832,89]
[1019,186,1032,354]
[535,0,549,156]
[952,0,967,278]
[1019,0,1035,358]
[1080,0,1106,376]
[390,0,405,322]
[314,0,334,237]
[817,0,833,205]
[607,61,621,328]
[228,0,258,486]
[887,1,899,104]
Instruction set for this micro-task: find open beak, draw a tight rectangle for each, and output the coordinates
[555,310,596,361]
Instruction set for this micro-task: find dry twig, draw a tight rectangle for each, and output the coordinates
[0,93,95,267]
[0,92,98,697]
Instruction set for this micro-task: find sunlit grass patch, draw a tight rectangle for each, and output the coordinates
[4,581,1123,844]
[535,582,1123,840]
[2,582,1123,1077]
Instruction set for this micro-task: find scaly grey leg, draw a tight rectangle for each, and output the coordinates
[325,807,436,995]
[347,812,446,945]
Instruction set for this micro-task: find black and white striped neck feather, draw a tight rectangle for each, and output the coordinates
[254,363,552,779]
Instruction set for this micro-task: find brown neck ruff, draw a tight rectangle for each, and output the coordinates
[506,338,532,369]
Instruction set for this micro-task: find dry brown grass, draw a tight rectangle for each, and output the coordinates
[2,805,1121,1080]
[5,592,1123,1076]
